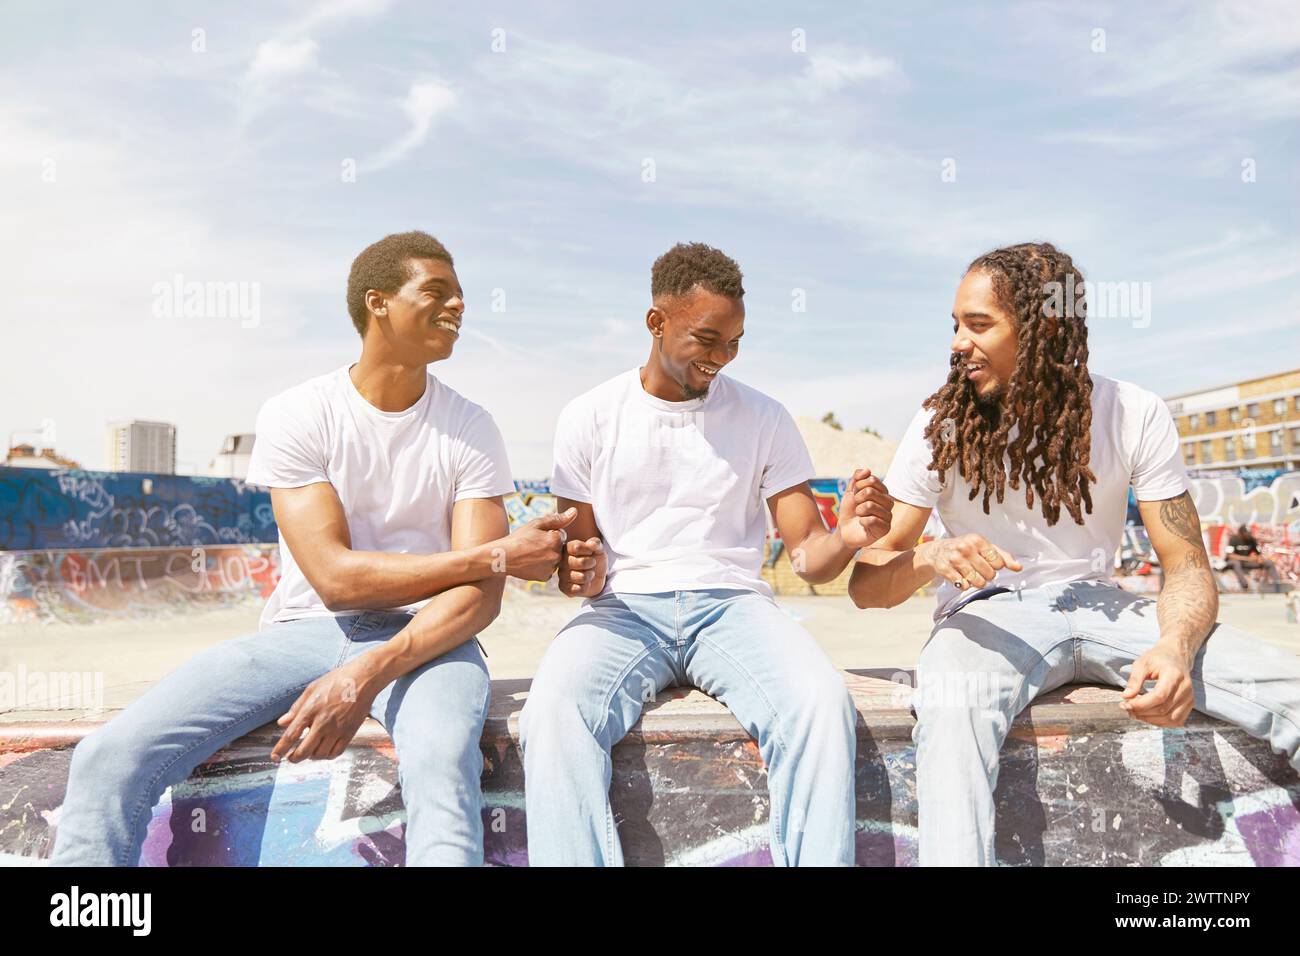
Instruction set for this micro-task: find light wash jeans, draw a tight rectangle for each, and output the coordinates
[912,581,1300,866]
[51,610,492,866]
[519,588,857,866]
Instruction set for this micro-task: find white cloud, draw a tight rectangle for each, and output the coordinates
[0,106,348,473]
[362,81,457,172]
[1087,0,1300,121]
[1037,129,1176,153]
[246,37,320,82]
[803,51,898,97]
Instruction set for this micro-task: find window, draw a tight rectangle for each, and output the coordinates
[1206,410,1217,426]
[1271,431,1283,452]
[1274,398,1286,416]
[1225,437,1236,459]
[1230,407,1241,423]
[1243,430,1257,452]
[1201,440,1212,461]
[1246,402,1260,418]
[1292,428,1300,446]
[1189,413,1200,430]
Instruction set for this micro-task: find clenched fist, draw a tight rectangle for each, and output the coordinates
[495,508,578,582]
[837,468,893,549]
[561,536,607,598]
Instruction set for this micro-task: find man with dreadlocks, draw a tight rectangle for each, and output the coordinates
[846,241,1300,866]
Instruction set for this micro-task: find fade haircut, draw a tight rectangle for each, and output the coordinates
[650,242,745,301]
[346,231,454,336]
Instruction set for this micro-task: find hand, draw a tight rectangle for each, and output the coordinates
[1121,644,1196,727]
[837,468,893,549]
[561,536,607,597]
[921,533,1022,590]
[272,658,378,763]
[495,508,577,582]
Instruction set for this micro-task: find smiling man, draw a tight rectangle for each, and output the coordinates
[847,241,1300,866]
[52,231,573,866]
[519,242,893,866]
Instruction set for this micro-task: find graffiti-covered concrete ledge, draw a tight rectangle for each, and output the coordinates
[2,672,1298,866]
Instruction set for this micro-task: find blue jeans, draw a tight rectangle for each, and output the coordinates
[913,581,1300,865]
[519,588,857,866]
[51,610,492,866]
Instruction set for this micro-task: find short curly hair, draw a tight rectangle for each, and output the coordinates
[650,242,745,300]
[346,231,454,336]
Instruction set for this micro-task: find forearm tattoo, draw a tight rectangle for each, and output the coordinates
[1155,492,1216,651]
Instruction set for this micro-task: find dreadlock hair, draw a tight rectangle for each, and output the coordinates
[922,241,1097,526]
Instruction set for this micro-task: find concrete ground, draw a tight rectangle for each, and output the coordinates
[2,589,1297,721]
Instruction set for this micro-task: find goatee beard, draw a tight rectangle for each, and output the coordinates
[972,384,1005,424]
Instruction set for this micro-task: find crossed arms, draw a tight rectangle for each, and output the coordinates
[267,481,575,762]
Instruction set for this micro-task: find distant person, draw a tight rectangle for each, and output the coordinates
[848,241,1300,866]
[519,242,892,866]
[52,231,572,866]
[1226,523,1283,592]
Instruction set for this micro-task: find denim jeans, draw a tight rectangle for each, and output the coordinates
[51,610,492,866]
[912,581,1300,866]
[519,588,857,866]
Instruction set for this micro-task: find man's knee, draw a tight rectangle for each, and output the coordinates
[774,663,857,750]
[519,681,603,756]
[66,723,138,795]
[397,722,486,791]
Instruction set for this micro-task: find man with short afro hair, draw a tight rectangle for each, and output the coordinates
[650,241,745,301]
[520,241,894,866]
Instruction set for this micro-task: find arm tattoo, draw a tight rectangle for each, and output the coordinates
[1154,492,1216,653]
[1158,492,1205,549]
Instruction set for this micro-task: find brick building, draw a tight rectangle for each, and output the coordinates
[1165,368,1300,476]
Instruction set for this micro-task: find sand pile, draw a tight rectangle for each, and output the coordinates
[795,416,897,479]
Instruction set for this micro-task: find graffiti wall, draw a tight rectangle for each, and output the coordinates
[0,545,280,625]
[1190,471,1300,529]
[0,467,277,551]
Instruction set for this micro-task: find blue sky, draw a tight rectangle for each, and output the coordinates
[2,0,1297,476]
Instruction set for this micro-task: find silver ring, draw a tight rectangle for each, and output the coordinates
[559,529,568,547]
[954,580,965,590]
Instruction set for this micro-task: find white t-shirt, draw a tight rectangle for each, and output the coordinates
[551,368,815,598]
[885,373,1189,618]
[245,364,515,629]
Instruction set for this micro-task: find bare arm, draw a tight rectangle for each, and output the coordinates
[1121,491,1217,728]
[345,496,511,694]
[1143,491,1219,656]
[847,500,937,608]
[271,496,524,763]
[847,499,1024,609]
[556,498,608,598]
[767,470,893,586]
[270,482,569,610]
